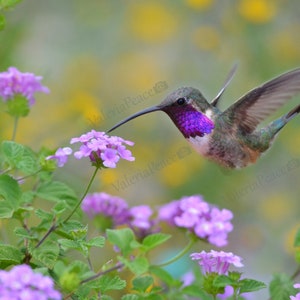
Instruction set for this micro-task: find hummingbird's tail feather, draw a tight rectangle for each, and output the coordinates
[285,103,300,122]
[268,103,300,136]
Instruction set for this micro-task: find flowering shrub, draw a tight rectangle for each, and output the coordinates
[0,67,300,299]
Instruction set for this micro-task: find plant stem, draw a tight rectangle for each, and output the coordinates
[12,116,19,141]
[35,222,57,249]
[155,235,197,267]
[35,167,99,249]
[63,167,99,223]
[63,263,124,299]
[80,263,124,284]
[291,266,300,280]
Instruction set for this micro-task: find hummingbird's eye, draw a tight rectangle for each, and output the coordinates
[176,97,187,105]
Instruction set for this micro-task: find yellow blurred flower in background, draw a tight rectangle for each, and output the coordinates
[185,0,213,10]
[238,0,277,23]
[71,90,101,126]
[128,2,178,43]
[258,193,293,224]
[192,25,221,51]
[284,223,300,255]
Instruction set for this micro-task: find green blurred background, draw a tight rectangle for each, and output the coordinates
[1,0,300,297]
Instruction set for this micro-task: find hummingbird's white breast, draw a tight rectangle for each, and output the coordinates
[187,134,211,156]
[187,108,215,156]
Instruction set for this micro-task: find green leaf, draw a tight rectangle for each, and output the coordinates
[14,227,35,239]
[21,191,35,204]
[17,146,39,174]
[58,238,90,257]
[106,228,136,257]
[182,284,211,298]
[0,244,23,268]
[0,0,23,9]
[6,95,30,117]
[1,141,23,164]
[58,239,81,250]
[31,240,59,269]
[239,278,266,293]
[52,201,67,215]
[149,266,177,286]
[0,174,21,218]
[213,275,235,288]
[120,256,149,276]
[36,181,78,208]
[132,275,154,293]
[0,14,5,30]
[1,141,39,174]
[142,233,171,251]
[85,236,105,248]
[269,273,295,300]
[122,295,139,300]
[86,275,126,293]
[35,208,53,222]
[294,228,300,247]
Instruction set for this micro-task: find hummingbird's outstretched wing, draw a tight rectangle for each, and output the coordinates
[223,68,300,132]
[210,63,238,107]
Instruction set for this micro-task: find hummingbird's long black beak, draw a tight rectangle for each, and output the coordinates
[106,105,161,133]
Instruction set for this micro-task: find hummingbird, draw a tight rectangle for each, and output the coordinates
[107,66,300,168]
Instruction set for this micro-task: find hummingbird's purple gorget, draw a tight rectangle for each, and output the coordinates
[107,65,300,169]
[161,103,215,138]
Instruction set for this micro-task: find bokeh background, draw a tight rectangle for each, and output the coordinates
[1,0,300,297]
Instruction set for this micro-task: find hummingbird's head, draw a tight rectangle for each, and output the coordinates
[107,87,214,138]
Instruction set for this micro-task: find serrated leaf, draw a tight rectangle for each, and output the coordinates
[36,181,78,208]
[239,278,266,293]
[0,174,21,218]
[269,273,295,300]
[122,295,139,300]
[21,191,35,204]
[0,0,23,9]
[142,233,171,251]
[149,266,176,286]
[294,228,300,247]
[0,244,23,268]
[1,141,39,174]
[86,275,126,293]
[16,146,39,174]
[132,275,154,293]
[62,220,86,232]
[86,236,105,248]
[58,239,81,250]
[121,256,149,276]
[1,141,24,165]
[35,208,53,221]
[213,275,235,288]
[31,240,59,268]
[14,227,35,239]
[67,259,90,275]
[52,201,67,215]
[106,228,136,257]
[0,14,5,30]
[181,284,210,298]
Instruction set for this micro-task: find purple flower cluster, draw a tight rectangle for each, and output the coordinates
[158,195,233,247]
[81,192,130,225]
[190,250,243,275]
[0,67,49,106]
[0,264,61,299]
[291,284,300,300]
[47,147,72,167]
[81,193,156,237]
[47,130,135,168]
[129,205,153,230]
